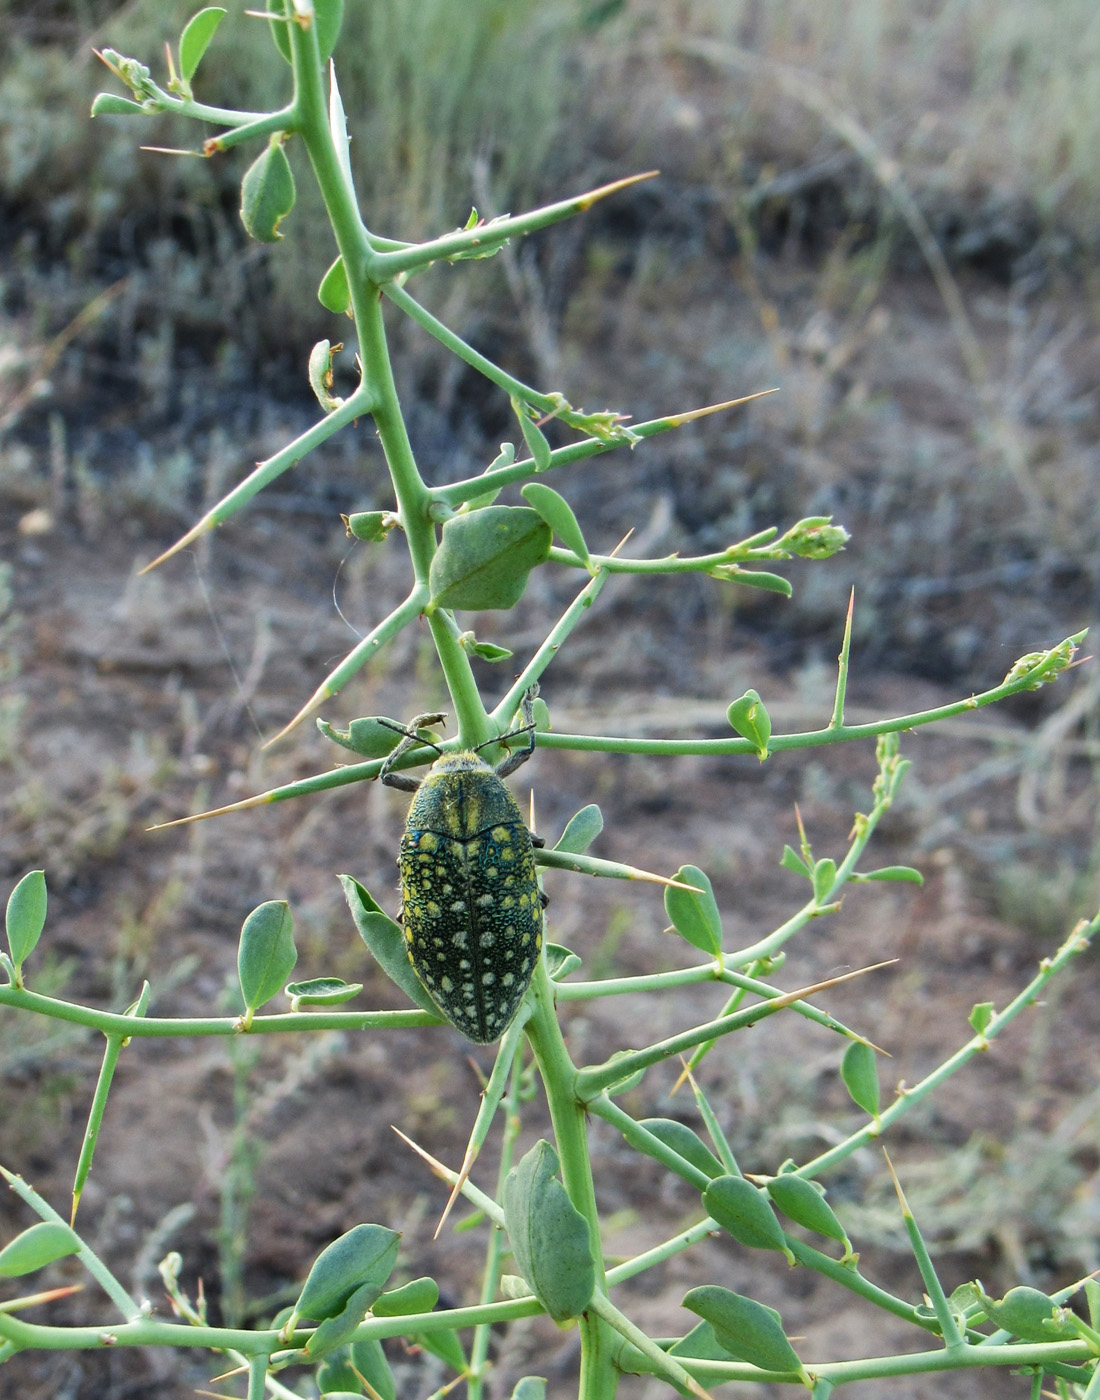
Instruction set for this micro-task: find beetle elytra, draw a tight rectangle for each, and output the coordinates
[380,694,544,1043]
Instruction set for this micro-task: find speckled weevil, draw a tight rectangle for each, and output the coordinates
[379,691,545,1044]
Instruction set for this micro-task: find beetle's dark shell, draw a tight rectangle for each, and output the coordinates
[398,752,542,1043]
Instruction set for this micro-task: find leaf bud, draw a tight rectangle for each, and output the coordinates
[784,517,850,559]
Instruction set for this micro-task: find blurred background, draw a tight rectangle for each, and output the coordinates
[2,2,1099,1396]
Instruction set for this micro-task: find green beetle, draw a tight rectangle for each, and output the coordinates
[380,696,544,1044]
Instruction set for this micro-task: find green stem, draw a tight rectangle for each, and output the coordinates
[1,1168,140,1321]
[586,1094,712,1191]
[523,962,617,1399]
[0,985,437,1036]
[281,18,489,750]
[434,398,775,508]
[799,916,1096,1179]
[161,633,1082,816]
[467,1053,526,1399]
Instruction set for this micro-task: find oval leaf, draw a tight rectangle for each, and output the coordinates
[682,1286,805,1376]
[812,857,837,903]
[841,1040,880,1116]
[91,92,147,117]
[969,1001,995,1037]
[721,568,793,596]
[348,1338,396,1400]
[319,256,351,315]
[0,1222,80,1277]
[511,1380,547,1400]
[502,1140,595,1323]
[553,804,604,856]
[238,900,297,1016]
[780,845,811,879]
[315,1352,364,1394]
[343,511,389,543]
[339,875,437,1015]
[512,398,552,471]
[6,869,46,969]
[977,1286,1073,1342]
[318,717,402,757]
[855,865,924,885]
[428,507,551,612]
[285,977,362,1008]
[664,865,722,956]
[521,484,590,566]
[409,1326,468,1373]
[458,631,514,663]
[765,1173,849,1246]
[371,1275,439,1317]
[295,1224,400,1323]
[240,136,296,243]
[726,689,771,759]
[640,1119,723,1180]
[266,0,344,63]
[179,7,227,82]
[704,1176,793,1261]
[545,943,582,981]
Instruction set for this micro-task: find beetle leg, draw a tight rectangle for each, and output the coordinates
[530,834,546,849]
[378,711,447,789]
[494,685,540,778]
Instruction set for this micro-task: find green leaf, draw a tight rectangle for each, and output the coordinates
[0,1222,80,1277]
[6,869,46,970]
[664,865,723,956]
[502,1141,596,1323]
[318,717,403,757]
[428,506,551,613]
[704,1176,794,1262]
[545,943,582,980]
[811,857,837,903]
[640,1119,723,1180]
[553,804,604,856]
[240,135,296,243]
[599,1049,647,1096]
[669,1320,738,1361]
[349,1339,395,1399]
[318,256,351,314]
[315,1351,365,1394]
[709,565,793,596]
[976,1286,1075,1342]
[521,484,591,567]
[511,1380,547,1400]
[969,1001,995,1037]
[682,1286,805,1376]
[371,1275,438,1317]
[307,1280,384,1358]
[840,1040,880,1117]
[458,631,514,663]
[765,1173,850,1248]
[91,92,147,117]
[340,876,438,1015]
[285,978,362,1008]
[408,1327,468,1373]
[512,397,552,471]
[854,865,924,885]
[726,689,772,759]
[295,1225,400,1324]
[780,845,811,879]
[237,901,296,1018]
[179,7,226,83]
[343,511,392,544]
[266,0,344,63]
[309,339,342,412]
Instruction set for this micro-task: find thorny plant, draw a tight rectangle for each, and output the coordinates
[1,5,1097,1399]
